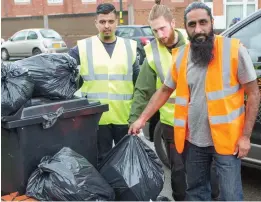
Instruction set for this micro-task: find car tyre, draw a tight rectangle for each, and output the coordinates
[1,49,10,61]
[32,48,42,55]
[137,49,144,65]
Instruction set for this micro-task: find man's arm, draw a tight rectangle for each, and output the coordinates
[243,80,260,137]
[68,45,80,66]
[129,59,157,124]
[128,84,174,134]
[235,45,260,158]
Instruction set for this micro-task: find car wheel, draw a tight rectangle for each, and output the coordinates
[154,121,170,169]
[1,49,10,61]
[137,49,144,65]
[32,48,42,55]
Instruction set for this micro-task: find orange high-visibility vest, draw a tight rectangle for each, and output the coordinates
[171,35,245,155]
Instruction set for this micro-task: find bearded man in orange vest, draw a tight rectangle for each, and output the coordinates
[129,2,260,201]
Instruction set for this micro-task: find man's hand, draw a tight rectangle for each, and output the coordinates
[128,118,146,135]
[234,135,251,158]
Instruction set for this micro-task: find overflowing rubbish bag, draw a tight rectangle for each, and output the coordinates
[99,135,165,201]
[1,62,34,116]
[14,53,82,99]
[26,147,115,201]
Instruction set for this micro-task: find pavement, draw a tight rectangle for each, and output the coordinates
[139,132,261,201]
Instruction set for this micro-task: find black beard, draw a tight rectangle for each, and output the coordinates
[189,29,214,67]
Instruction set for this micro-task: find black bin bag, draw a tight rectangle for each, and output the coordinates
[99,135,165,201]
[26,147,115,201]
[1,62,34,116]
[14,53,82,99]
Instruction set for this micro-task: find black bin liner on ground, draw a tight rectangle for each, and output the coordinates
[14,53,81,99]
[1,62,34,116]
[26,147,115,201]
[99,135,165,201]
[1,98,108,195]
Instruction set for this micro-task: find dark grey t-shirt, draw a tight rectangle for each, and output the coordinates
[164,45,257,147]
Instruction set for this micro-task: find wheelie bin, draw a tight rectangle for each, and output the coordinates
[1,97,108,195]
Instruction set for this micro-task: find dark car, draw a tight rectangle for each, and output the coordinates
[222,9,261,170]
[150,10,261,170]
[116,25,154,65]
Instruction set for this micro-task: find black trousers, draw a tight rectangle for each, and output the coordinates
[97,124,128,166]
[161,122,220,201]
[161,122,186,201]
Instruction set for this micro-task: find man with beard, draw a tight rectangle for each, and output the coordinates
[129,2,260,201]
[128,0,187,200]
[69,3,139,166]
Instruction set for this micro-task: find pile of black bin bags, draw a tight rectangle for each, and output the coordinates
[25,135,165,201]
[1,53,83,117]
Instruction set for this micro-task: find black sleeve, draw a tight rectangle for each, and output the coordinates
[68,45,80,66]
[132,57,140,86]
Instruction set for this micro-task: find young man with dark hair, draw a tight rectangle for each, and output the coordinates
[129,2,260,201]
[69,3,139,166]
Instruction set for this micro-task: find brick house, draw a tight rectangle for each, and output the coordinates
[2,0,260,29]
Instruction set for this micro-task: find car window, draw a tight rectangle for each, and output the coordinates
[12,31,28,41]
[141,27,154,36]
[231,17,261,64]
[40,29,62,40]
[117,28,135,38]
[27,31,38,40]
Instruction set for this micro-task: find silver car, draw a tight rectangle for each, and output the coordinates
[1,29,68,61]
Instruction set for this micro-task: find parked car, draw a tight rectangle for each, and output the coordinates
[1,29,68,61]
[151,10,261,170]
[116,25,155,65]
[222,9,261,170]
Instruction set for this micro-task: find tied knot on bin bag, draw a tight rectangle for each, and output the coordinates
[99,135,165,201]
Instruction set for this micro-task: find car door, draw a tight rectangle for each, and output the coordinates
[227,15,261,165]
[26,31,39,56]
[8,30,28,56]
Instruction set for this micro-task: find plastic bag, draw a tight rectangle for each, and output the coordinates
[1,62,34,116]
[14,53,81,99]
[26,147,115,201]
[99,135,165,201]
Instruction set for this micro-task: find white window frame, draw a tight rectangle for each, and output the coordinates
[14,0,31,4]
[47,0,63,4]
[202,0,214,14]
[224,0,258,27]
[81,0,96,3]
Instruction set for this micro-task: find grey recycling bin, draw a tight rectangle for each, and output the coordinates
[1,97,108,195]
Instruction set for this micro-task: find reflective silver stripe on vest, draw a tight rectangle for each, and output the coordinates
[175,45,186,72]
[150,40,165,83]
[167,98,176,104]
[174,119,186,127]
[82,74,132,81]
[207,38,241,101]
[209,105,245,125]
[175,96,188,106]
[82,93,133,100]
[82,37,133,81]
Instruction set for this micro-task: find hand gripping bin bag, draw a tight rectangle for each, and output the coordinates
[1,98,108,195]
[99,135,165,201]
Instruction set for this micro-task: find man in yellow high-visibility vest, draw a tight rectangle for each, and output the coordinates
[68,3,139,166]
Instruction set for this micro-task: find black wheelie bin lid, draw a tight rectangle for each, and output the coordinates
[1,97,108,129]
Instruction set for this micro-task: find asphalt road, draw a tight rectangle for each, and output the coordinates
[139,133,261,201]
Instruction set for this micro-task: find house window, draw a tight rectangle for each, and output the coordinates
[14,0,30,4]
[82,0,96,2]
[225,0,257,28]
[47,0,63,4]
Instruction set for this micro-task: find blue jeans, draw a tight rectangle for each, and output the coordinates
[184,141,243,201]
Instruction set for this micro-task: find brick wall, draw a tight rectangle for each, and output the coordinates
[1,12,128,48]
